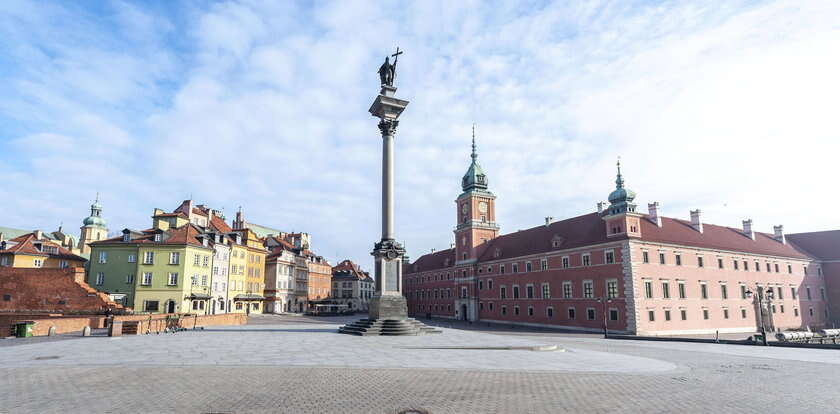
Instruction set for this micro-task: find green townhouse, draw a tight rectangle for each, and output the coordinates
[88,222,215,314]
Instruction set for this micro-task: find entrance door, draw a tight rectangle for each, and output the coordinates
[167,300,176,314]
[461,304,468,321]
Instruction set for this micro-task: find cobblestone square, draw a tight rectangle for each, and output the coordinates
[1,314,839,413]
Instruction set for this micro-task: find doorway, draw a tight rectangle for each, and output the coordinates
[166,300,176,314]
[461,304,468,321]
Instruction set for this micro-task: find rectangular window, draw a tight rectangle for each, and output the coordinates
[703,309,709,320]
[568,307,576,319]
[488,280,493,290]
[127,254,136,263]
[766,262,771,272]
[33,259,43,268]
[644,280,653,299]
[780,305,785,313]
[675,254,682,266]
[144,251,154,264]
[642,251,649,263]
[142,272,152,285]
[821,288,826,301]
[787,264,792,274]
[609,309,619,321]
[582,254,591,266]
[794,308,799,317]
[500,286,507,299]
[718,258,724,269]
[95,272,105,286]
[583,281,594,298]
[587,308,596,320]
[664,310,671,321]
[777,287,783,300]
[126,274,134,284]
[755,261,760,271]
[720,284,728,300]
[605,251,615,264]
[791,287,797,300]
[563,282,572,299]
[525,262,532,272]
[144,300,159,312]
[648,310,655,322]
[547,307,553,318]
[678,282,686,299]
[527,306,534,316]
[526,285,534,299]
[194,254,200,266]
[662,281,670,299]
[202,275,208,286]
[512,263,519,273]
[806,287,812,300]
[203,255,210,267]
[169,252,180,265]
[607,280,618,299]
[733,260,739,270]
[191,275,198,286]
[98,251,107,264]
[514,306,520,316]
[500,264,505,274]
[562,257,569,268]
[700,283,708,299]
[697,256,704,267]
[479,280,484,290]
[741,284,748,299]
[513,285,520,299]
[741,308,748,319]
[168,273,178,286]
[743,260,748,271]
[680,309,687,320]
[541,259,548,271]
[775,263,780,273]
[542,283,551,299]
[723,309,729,319]
[659,253,666,265]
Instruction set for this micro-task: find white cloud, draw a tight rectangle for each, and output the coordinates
[1,0,838,269]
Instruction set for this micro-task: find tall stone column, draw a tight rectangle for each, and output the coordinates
[368,84,409,319]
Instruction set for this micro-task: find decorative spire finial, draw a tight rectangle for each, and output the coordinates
[471,123,477,162]
[95,192,100,203]
[615,156,624,189]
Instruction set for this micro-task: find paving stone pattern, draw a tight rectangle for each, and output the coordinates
[2,314,840,413]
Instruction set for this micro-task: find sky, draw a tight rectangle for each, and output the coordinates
[1,0,838,270]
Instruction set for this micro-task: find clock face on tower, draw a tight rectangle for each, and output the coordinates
[478,201,488,213]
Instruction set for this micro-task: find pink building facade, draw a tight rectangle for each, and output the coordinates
[403,146,831,335]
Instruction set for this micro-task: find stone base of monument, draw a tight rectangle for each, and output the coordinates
[339,295,442,336]
[338,318,442,336]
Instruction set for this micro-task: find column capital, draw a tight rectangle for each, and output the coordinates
[378,118,399,136]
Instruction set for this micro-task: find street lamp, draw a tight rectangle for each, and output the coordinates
[745,286,775,346]
[597,297,612,338]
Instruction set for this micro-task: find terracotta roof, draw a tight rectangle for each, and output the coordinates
[332,259,369,280]
[191,208,208,217]
[787,230,840,261]
[408,212,813,273]
[639,216,810,259]
[90,225,208,248]
[154,212,187,218]
[0,233,86,262]
[210,216,232,233]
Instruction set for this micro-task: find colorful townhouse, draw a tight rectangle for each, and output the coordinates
[231,227,267,314]
[264,237,297,313]
[87,208,214,312]
[0,231,86,269]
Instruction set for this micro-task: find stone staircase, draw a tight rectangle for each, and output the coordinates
[339,318,442,336]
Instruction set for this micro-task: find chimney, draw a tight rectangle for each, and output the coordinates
[0,232,4,242]
[742,219,755,240]
[690,209,703,233]
[774,225,786,244]
[450,243,455,249]
[545,217,554,226]
[597,202,607,214]
[34,230,43,240]
[648,202,662,227]
[431,248,436,253]
[208,209,214,224]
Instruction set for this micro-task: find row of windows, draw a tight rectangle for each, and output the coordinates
[641,250,821,276]
[645,305,823,322]
[410,250,619,285]
[416,303,621,321]
[642,280,825,301]
[409,280,620,301]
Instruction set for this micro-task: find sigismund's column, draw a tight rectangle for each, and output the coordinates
[367,76,409,320]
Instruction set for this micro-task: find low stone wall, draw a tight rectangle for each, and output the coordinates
[116,313,247,335]
[28,318,92,336]
[4,312,247,337]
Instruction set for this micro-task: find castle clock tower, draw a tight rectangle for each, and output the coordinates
[454,128,499,264]
[78,193,108,255]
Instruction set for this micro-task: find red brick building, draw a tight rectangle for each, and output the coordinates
[403,142,831,335]
[0,267,122,313]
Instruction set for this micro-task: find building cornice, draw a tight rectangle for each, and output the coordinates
[631,240,813,263]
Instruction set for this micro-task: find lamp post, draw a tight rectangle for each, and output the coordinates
[746,286,775,346]
[597,297,612,338]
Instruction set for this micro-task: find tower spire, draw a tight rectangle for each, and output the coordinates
[471,123,477,162]
[615,156,624,189]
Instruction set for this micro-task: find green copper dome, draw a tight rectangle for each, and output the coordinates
[462,130,488,192]
[607,159,637,215]
[83,194,107,228]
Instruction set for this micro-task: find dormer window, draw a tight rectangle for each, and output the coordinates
[123,234,130,242]
[154,233,162,242]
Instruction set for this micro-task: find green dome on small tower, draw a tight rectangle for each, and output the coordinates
[607,158,637,215]
[462,125,488,192]
[82,193,107,228]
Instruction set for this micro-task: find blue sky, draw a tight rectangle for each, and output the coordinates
[1,0,838,269]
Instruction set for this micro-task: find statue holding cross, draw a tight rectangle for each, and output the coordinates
[378,47,403,87]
